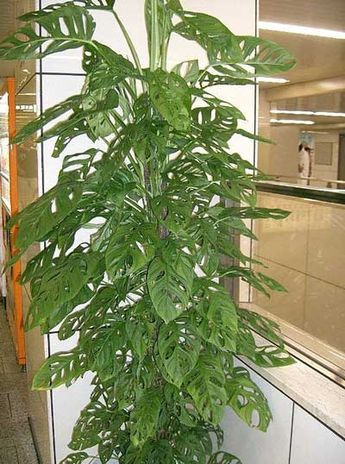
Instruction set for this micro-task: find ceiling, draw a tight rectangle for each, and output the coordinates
[260,0,345,31]
[260,0,345,130]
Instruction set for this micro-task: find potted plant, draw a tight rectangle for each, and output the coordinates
[0,1,295,463]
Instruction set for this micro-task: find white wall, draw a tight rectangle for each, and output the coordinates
[223,358,345,464]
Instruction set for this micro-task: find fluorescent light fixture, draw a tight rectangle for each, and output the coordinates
[315,111,345,117]
[257,77,289,84]
[271,110,312,115]
[259,21,345,40]
[302,131,329,134]
[270,118,315,125]
[270,109,345,117]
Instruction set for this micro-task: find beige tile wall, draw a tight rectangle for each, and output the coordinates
[252,192,345,353]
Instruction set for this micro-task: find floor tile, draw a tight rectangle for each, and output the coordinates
[0,446,18,464]
[0,308,38,464]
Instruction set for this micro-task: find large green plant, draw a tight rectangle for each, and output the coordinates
[1,1,295,463]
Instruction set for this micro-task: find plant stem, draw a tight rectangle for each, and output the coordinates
[150,0,160,72]
[112,11,144,77]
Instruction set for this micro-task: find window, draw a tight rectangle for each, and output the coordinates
[243,0,345,384]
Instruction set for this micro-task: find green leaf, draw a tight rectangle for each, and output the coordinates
[130,389,161,447]
[32,350,86,390]
[75,0,116,10]
[149,69,191,131]
[172,10,295,75]
[239,308,284,348]
[0,5,95,60]
[69,400,110,450]
[60,452,89,464]
[13,95,81,145]
[12,182,82,251]
[81,87,120,138]
[195,291,238,352]
[158,317,201,387]
[227,366,272,431]
[172,59,199,84]
[236,128,272,144]
[237,35,296,74]
[257,272,287,292]
[26,252,100,330]
[124,440,175,464]
[148,251,194,323]
[85,321,128,381]
[126,317,154,360]
[249,345,295,368]
[105,224,155,280]
[186,352,227,425]
[209,451,242,464]
[175,425,213,463]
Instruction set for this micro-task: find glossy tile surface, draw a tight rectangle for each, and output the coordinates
[253,192,345,354]
[290,405,345,464]
[221,359,293,464]
[255,194,310,273]
[254,258,307,327]
[304,276,345,352]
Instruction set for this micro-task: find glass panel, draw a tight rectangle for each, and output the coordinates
[16,77,38,211]
[250,0,345,379]
[250,193,345,359]
[0,91,11,208]
[258,0,345,192]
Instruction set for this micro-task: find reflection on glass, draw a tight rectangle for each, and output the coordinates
[258,0,345,191]
[0,92,11,209]
[251,192,345,355]
[247,0,345,378]
[16,78,38,211]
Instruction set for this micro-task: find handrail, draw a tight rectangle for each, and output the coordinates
[268,174,345,187]
[256,180,345,205]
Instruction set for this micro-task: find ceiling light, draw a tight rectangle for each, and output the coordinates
[270,110,345,117]
[302,131,329,134]
[259,21,345,40]
[315,111,345,117]
[270,118,315,125]
[257,77,289,84]
[271,110,313,115]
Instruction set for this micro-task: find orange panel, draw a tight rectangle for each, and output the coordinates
[7,77,26,366]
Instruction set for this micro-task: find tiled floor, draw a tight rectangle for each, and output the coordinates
[0,305,38,464]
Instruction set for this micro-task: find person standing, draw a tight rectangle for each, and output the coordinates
[298,143,310,186]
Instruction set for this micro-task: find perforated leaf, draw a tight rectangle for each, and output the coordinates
[32,350,86,390]
[75,0,116,10]
[227,367,272,431]
[149,69,191,131]
[209,451,242,464]
[148,251,194,323]
[60,452,89,464]
[11,182,82,250]
[69,400,111,450]
[158,317,201,387]
[171,9,295,75]
[0,5,95,60]
[186,353,227,425]
[27,252,100,330]
[195,291,238,352]
[130,389,161,447]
